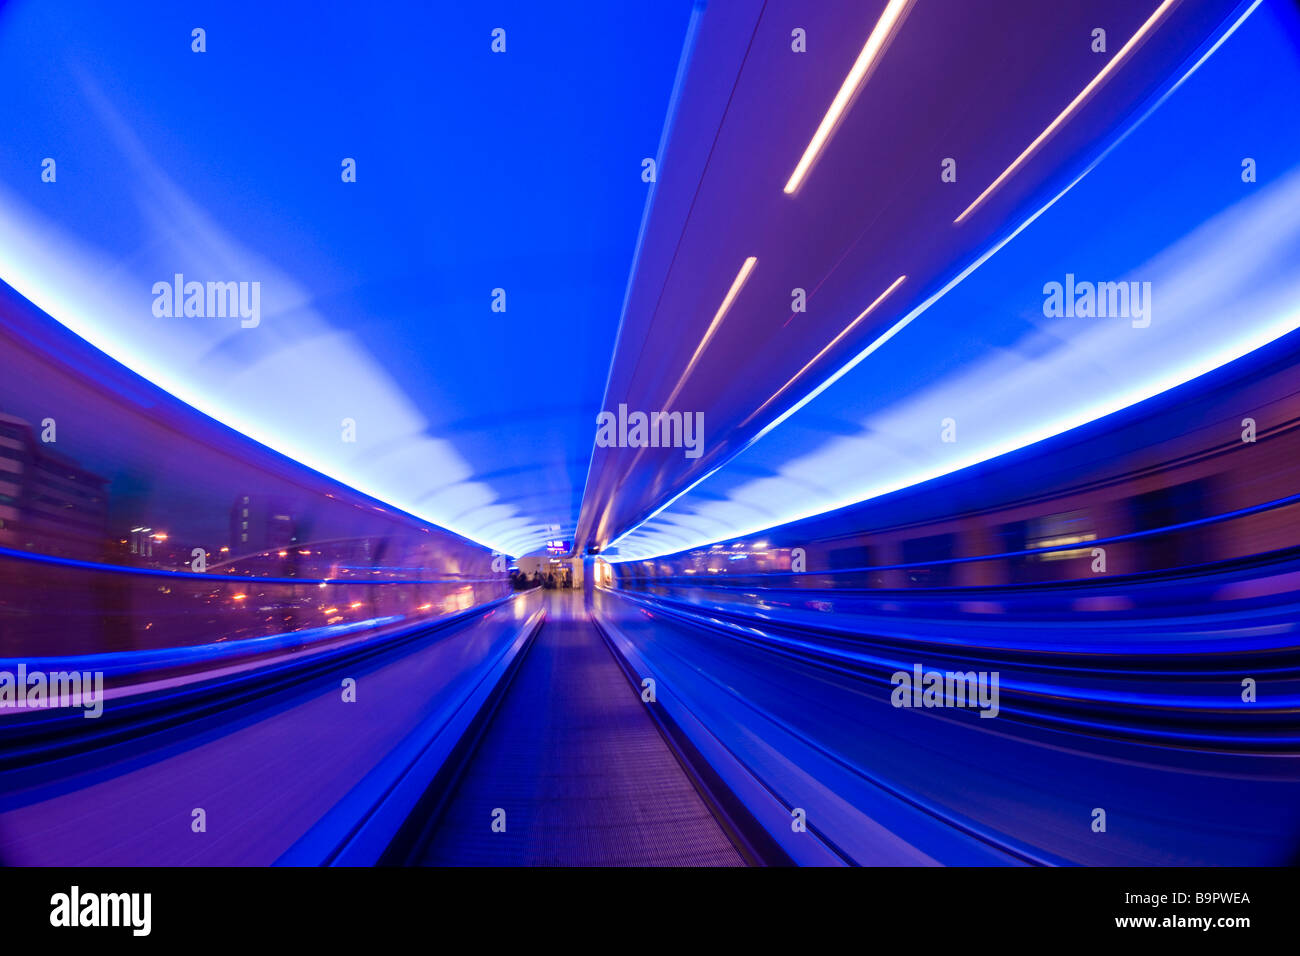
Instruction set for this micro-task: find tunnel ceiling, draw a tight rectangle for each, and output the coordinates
[0,0,1293,560]
[593,0,1300,560]
[577,0,1268,557]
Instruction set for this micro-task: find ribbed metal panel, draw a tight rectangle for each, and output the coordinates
[419,592,744,866]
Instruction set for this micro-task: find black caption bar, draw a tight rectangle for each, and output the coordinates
[0,866,1290,943]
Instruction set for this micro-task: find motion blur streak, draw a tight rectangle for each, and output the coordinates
[783,0,916,194]
[953,0,1180,223]
[600,324,1300,864]
[1,0,1298,867]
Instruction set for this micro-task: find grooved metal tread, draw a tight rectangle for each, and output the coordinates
[417,591,745,866]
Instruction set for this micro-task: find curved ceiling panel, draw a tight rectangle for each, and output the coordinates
[603,0,1300,560]
[0,0,695,556]
[577,0,1256,553]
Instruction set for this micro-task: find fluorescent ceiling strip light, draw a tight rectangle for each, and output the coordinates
[744,274,906,426]
[656,254,758,418]
[591,255,757,547]
[954,0,1179,223]
[783,0,915,194]
[680,255,757,383]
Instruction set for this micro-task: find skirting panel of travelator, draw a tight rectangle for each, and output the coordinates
[278,594,547,866]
